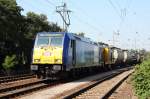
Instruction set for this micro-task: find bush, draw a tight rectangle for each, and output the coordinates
[2,55,18,71]
[132,58,150,99]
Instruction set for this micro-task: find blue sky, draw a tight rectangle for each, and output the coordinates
[16,0,150,50]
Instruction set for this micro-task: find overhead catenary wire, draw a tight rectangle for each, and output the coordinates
[67,1,104,36]
[117,0,133,31]
[107,0,133,46]
[69,1,105,31]
[108,0,123,20]
[111,0,133,30]
[22,0,103,35]
[114,0,122,11]
[107,0,123,47]
[45,0,103,35]
[72,14,103,36]
[45,0,56,7]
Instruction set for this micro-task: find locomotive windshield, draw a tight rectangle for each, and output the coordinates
[36,35,63,46]
[37,36,49,46]
[50,37,63,46]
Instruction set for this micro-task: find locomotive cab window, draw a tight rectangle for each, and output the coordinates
[36,35,63,47]
[37,36,49,46]
[50,36,63,46]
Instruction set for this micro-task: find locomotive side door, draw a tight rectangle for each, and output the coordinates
[71,40,76,66]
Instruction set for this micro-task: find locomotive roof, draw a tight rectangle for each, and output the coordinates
[37,32,133,49]
[37,32,98,45]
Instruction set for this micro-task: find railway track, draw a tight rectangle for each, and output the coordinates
[101,73,131,99]
[0,78,62,99]
[56,67,133,99]
[0,67,133,99]
[0,73,36,83]
[18,67,133,99]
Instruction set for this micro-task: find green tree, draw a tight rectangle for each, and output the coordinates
[0,0,25,67]
[0,0,24,43]
[25,12,62,39]
[2,55,18,75]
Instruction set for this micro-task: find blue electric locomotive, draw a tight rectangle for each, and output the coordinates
[31,32,103,78]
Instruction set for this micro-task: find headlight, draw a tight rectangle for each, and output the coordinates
[31,65,38,70]
[53,65,61,70]
[55,59,61,63]
[34,59,40,62]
